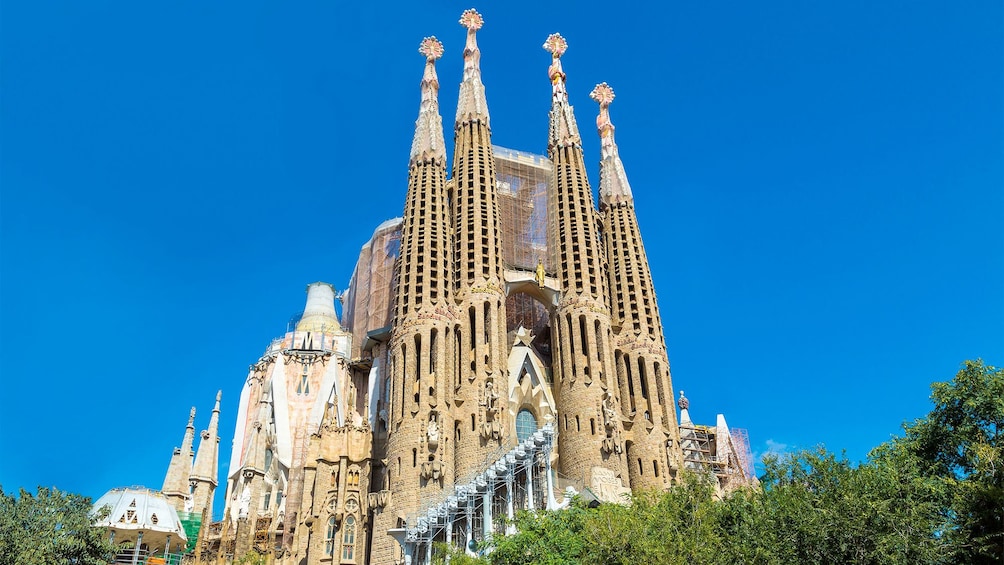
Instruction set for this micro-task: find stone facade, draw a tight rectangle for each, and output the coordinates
[180,10,759,565]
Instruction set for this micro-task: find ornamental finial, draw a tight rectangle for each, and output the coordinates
[591,82,616,157]
[419,36,444,61]
[459,8,483,31]
[543,33,568,58]
[543,33,568,103]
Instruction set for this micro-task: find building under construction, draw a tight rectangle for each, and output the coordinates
[150,9,756,565]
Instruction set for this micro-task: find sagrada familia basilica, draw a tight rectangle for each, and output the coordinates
[103,9,755,565]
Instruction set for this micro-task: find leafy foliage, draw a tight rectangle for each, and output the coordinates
[0,486,119,565]
[895,359,1003,563]
[443,360,999,565]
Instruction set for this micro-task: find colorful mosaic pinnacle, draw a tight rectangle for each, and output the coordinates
[543,33,568,58]
[590,82,615,107]
[418,36,444,61]
[459,8,483,30]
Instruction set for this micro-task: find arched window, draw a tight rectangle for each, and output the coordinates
[264,448,273,470]
[516,409,538,442]
[341,515,357,560]
[325,515,336,556]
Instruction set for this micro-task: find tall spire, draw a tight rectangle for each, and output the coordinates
[190,391,221,518]
[544,33,580,148]
[410,37,446,166]
[590,82,633,205]
[456,8,490,127]
[161,407,197,511]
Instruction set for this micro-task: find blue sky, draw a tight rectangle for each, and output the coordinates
[2,1,1001,517]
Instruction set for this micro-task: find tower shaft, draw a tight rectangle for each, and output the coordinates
[544,36,628,493]
[373,38,456,565]
[592,82,683,488]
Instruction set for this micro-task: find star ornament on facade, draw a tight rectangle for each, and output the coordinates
[590,82,615,107]
[543,33,568,58]
[418,36,444,61]
[459,8,484,31]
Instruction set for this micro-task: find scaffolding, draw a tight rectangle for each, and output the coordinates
[253,516,273,553]
[730,427,756,481]
[680,422,757,491]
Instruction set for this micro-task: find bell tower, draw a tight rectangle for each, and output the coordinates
[591,83,683,489]
[451,9,510,476]
[543,34,628,495]
[373,36,457,565]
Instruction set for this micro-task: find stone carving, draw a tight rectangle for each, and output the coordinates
[367,490,390,509]
[600,391,622,454]
[479,377,502,440]
[238,487,251,519]
[426,412,439,451]
[590,466,630,503]
[677,390,689,410]
[420,460,444,485]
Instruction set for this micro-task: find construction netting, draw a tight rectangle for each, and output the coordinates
[494,146,555,347]
[343,218,402,358]
[344,148,555,355]
[176,511,202,553]
[494,145,553,272]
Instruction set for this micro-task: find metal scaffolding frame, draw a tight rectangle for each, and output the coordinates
[391,423,558,565]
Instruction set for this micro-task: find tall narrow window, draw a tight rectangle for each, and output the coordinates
[296,364,310,395]
[341,515,357,560]
[325,515,336,556]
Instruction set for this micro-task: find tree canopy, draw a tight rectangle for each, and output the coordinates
[0,486,118,565]
[433,359,1002,565]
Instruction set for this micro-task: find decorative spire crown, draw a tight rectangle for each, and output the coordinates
[456,9,490,126]
[544,33,580,148]
[591,81,634,205]
[590,82,616,159]
[543,33,568,103]
[188,407,196,426]
[411,37,447,164]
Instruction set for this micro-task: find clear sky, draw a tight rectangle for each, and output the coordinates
[2,1,1001,518]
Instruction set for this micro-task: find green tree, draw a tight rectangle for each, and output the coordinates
[0,485,119,565]
[897,359,1004,563]
[731,448,948,564]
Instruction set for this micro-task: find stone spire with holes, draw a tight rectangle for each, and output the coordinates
[544,34,628,497]
[593,83,683,489]
[451,8,510,478]
[373,36,458,565]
